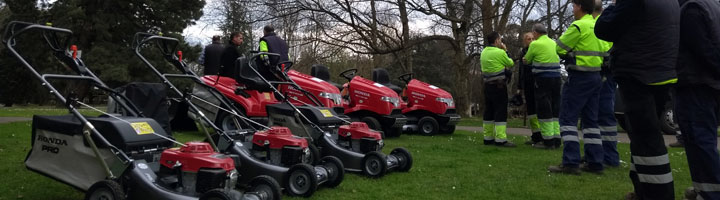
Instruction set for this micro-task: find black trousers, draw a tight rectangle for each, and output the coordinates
[535,77,561,122]
[484,81,508,123]
[524,76,537,116]
[616,77,674,200]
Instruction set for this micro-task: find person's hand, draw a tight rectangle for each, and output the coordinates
[498,42,507,51]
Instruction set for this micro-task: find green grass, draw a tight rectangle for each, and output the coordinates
[458,117,525,128]
[0,117,695,200]
[0,106,103,118]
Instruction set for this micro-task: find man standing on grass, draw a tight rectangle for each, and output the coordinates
[481,32,516,147]
[523,24,562,149]
[518,32,543,146]
[595,0,679,198]
[675,0,720,199]
[547,0,605,175]
[592,0,620,168]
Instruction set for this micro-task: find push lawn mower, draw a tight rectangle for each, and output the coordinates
[132,33,344,197]
[204,52,413,178]
[371,68,461,135]
[4,21,280,200]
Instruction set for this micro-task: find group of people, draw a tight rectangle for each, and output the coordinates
[480,0,720,199]
[199,25,289,77]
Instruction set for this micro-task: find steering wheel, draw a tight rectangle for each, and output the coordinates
[398,73,413,84]
[339,68,358,82]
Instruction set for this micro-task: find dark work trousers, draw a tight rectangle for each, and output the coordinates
[560,71,602,169]
[535,76,561,140]
[599,76,619,166]
[616,77,674,200]
[676,85,720,200]
[483,81,508,142]
[524,75,542,142]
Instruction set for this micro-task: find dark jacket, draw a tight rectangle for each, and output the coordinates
[518,47,532,90]
[260,32,290,67]
[220,42,240,78]
[202,42,225,75]
[595,0,680,84]
[677,0,720,89]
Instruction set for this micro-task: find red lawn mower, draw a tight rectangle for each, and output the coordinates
[132,33,345,197]
[5,22,279,200]
[371,68,460,135]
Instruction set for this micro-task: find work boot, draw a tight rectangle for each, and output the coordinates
[533,140,555,149]
[669,141,684,148]
[547,164,580,175]
[553,138,562,148]
[580,163,604,175]
[525,132,542,145]
[685,187,698,200]
[484,140,494,145]
[625,192,637,200]
[495,141,516,147]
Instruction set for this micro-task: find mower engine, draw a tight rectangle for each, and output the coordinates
[159,142,238,196]
[252,127,311,167]
[338,122,384,153]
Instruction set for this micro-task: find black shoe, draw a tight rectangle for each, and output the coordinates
[580,163,604,175]
[495,141,517,147]
[533,140,555,149]
[524,140,540,145]
[484,140,494,145]
[625,192,637,200]
[685,187,698,200]
[553,138,562,148]
[547,164,581,175]
[669,141,684,148]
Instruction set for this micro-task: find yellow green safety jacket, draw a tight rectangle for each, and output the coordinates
[556,14,606,72]
[480,46,514,82]
[524,35,561,77]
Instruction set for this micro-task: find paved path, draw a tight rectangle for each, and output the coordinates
[0,117,30,124]
[457,126,684,146]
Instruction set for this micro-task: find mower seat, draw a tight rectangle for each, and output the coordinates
[235,57,273,92]
[372,68,403,94]
[310,64,343,90]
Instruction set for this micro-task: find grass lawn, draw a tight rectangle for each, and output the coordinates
[0,108,695,200]
[458,117,525,128]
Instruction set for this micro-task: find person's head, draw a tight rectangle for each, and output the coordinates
[263,25,275,36]
[523,32,534,47]
[593,0,603,17]
[532,23,548,38]
[572,0,594,19]
[211,35,221,44]
[485,31,501,46]
[229,32,243,46]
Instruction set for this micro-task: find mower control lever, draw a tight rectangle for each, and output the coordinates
[398,73,413,84]
[339,68,358,82]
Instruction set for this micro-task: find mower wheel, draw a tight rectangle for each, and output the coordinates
[440,125,456,134]
[85,180,126,200]
[199,189,232,200]
[385,127,403,138]
[248,175,282,200]
[285,164,318,197]
[305,143,321,165]
[320,156,345,188]
[215,110,241,131]
[418,116,439,136]
[391,147,413,172]
[361,151,388,178]
[361,116,384,138]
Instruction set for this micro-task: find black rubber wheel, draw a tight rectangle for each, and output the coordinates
[418,116,439,136]
[85,180,125,200]
[385,127,402,138]
[215,110,242,131]
[320,156,345,188]
[199,189,232,200]
[305,143,321,165]
[440,125,456,134]
[361,116,382,131]
[390,147,413,172]
[361,151,388,178]
[615,114,628,132]
[660,102,679,135]
[248,175,282,200]
[285,164,318,197]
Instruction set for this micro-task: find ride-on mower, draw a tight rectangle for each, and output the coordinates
[4,22,279,200]
[132,33,344,197]
[371,68,461,135]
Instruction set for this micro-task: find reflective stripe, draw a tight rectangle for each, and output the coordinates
[568,65,602,72]
[553,135,561,139]
[539,118,553,122]
[484,136,495,140]
[633,154,670,166]
[561,126,578,132]
[638,172,673,184]
[552,118,559,121]
[483,121,493,124]
[600,126,617,132]
[602,136,618,142]
[556,40,572,51]
[532,69,562,74]
[694,182,720,192]
[583,138,602,144]
[630,164,636,171]
[528,114,537,119]
[562,135,579,142]
[495,139,507,142]
[532,62,561,66]
[542,135,554,140]
[495,122,507,126]
[649,78,678,86]
[484,76,505,82]
[483,71,504,77]
[572,51,608,57]
[582,128,601,135]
